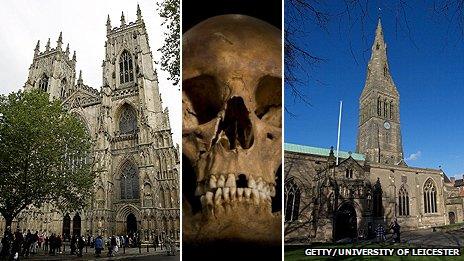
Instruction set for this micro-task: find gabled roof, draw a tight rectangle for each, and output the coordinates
[285,143,365,161]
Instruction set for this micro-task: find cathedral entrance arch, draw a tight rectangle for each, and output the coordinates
[449,212,456,224]
[73,213,82,236]
[127,213,138,236]
[334,203,357,241]
[116,204,141,235]
[62,214,71,240]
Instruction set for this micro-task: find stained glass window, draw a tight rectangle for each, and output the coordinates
[119,106,137,134]
[424,178,437,213]
[39,75,49,92]
[120,162,139,200]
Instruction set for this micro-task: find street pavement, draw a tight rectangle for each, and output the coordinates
[2,246,179,261]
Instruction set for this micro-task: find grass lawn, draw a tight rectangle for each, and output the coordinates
[285,243,464,261]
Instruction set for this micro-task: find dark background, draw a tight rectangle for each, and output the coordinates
[182,0,281,32]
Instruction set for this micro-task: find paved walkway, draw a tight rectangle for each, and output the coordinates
[401,227,464,248]
[1,246,178,260]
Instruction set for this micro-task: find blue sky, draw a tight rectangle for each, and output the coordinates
[285,2,464,178]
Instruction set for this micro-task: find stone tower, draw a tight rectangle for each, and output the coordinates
[356,19,404,165]
[24,32,77,100]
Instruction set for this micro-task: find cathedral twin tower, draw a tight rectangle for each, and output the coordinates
[22,6,180,240]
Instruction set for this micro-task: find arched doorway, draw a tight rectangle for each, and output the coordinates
[334,203,357,241]
[127,213,137,236]
[62,214,71,240]
[449,212,456,224]
[73,213,81,236]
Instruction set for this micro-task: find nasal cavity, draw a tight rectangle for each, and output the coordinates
[236,174,247,188]
[222,96,254,149]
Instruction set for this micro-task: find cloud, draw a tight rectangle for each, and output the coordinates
[406,151,422,161]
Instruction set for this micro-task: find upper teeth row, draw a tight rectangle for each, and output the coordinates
[195,174,276,197]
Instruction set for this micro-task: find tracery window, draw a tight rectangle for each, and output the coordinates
[398,185,410,216]
[284,179,301,222]
[119,105,137,134]
[424,178,437,214]
[120,161,139,200]
[61,78,67,98]
[119,50,134,84]
[389,101,393,119]
[39,75,49,92]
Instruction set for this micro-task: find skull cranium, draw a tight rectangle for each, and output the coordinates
[182,15,282,245]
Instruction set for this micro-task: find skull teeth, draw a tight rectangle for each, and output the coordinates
[197,173,276,207]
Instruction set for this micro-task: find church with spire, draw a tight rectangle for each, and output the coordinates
[0,5,180,242]
[284,19,462,243]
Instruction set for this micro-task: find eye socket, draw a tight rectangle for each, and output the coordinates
[254,75,282,127]
[182,75,226,125]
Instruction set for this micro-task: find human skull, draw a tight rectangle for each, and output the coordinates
[182,15,282,245]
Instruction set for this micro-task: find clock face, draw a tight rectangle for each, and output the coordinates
[384,121,391,130]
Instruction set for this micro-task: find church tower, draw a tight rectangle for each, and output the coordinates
[24,33,77,100]
[356,19,404,165]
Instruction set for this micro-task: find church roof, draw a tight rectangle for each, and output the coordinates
[285,143,365,161]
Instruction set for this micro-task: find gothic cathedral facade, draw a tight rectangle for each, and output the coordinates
[284,19,462,243]
[0,6,180,241]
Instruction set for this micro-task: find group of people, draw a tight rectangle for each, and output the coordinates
[0,227,68,260]
[0,228,177,259]
[375,219,401,243]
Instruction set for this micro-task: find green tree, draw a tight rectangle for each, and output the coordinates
[0,90,94,230]
[158,0,180,86]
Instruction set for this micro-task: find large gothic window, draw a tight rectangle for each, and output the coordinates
[39,75,49,92]
[120,161,139,200]
[424,178,437,214]
[284,179,301,222]
[119,50,134,84]
[398,185,410,216]
[119,105,137,134]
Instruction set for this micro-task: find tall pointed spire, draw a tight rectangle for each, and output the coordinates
[78,70,83,84]
[65,43,70,56]
[34,40,40,57]
[362,17,396,96]
[57,32,63,49]
[46,38,50,51]
[106,14,112,32]
[120,11,126,27]
[136,4,142,21]
[356,18,404,165]
[72,50,77,61]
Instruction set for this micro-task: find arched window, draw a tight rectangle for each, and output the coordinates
[398,185,409,216]
[424,178,437,214]
[284,179,301,222]
[119,105,137,134]
[39,75,49,92]
[60,78,67,98]
[119,50,134,84]
[120,161,139,200]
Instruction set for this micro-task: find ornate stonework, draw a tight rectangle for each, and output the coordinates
[0,7,179,242]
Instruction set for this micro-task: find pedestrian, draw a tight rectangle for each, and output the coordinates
[375,224,386,243]
[0,227,13,258]
[94,235,103,257]
[391,219,401,243]
[77,236,85,257]
[12,231,23,260]
[57,234,62,254]
[70,234,76,255]
[153,235,158,251]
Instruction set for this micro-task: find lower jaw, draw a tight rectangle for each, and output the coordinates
[183,201,281,245]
